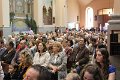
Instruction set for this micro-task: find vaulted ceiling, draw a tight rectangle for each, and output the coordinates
[78,0,93,5]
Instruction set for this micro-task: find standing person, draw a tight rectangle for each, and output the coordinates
[72,37,89,74]
[28,28,34,35]
[95,48,116,80]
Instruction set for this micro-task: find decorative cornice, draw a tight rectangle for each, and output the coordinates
[108,15,120,24]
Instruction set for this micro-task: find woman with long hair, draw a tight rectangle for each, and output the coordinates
[95,48,116,80]
[33,42,50,67]
[80,64,104,80]
[7,49,33,80]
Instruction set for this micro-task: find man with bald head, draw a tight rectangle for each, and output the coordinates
[23,64,51,80]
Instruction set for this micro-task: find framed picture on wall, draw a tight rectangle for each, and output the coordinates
[43,0,53,25]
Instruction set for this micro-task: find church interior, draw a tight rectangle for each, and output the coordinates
[0,0,120,80]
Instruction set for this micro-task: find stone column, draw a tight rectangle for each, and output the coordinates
[33,0,43,28]
[55,0,67,31]
[0,0,10,27]
[0,0,11,38]
[55,0,62,27]
[107,0,120,79]
[108,0,120,53]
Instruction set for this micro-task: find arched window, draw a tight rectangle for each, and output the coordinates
[85,7,93,30]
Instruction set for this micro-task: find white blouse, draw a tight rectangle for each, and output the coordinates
[33,51,50,67]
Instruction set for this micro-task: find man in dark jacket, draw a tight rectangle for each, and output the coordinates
[72,37,89,73]
[0,39,6,61]
[1,41,16,76]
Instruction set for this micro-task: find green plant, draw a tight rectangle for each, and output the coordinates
[30,18,37,34]
[25,14,37,34]
[10,12,15,23]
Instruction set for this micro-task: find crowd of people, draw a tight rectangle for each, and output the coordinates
[0,29,116,80]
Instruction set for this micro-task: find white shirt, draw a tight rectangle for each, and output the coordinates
[33,52,50,67]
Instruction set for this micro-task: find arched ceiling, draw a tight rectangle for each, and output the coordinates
[78,0,93,5]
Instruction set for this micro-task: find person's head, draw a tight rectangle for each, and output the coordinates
[99,38,104,43]
[20,40,26,49]
[52,41,63,53]
[29,41,35,48]
[66,72,80,80]
[95,48,109,79]
[67,39,73,47]
[77,37,86,47]
[90,38,96,46]
[46,40,54,54]
[95,48,109,65]
[19,49,33,66]
[80,64,103,80]
[0,39,4,48]
[37,42,47,53]
[9,64,18,73]
[62,39,68,48]
[47,40,54,48]
[6,41,14,50]
[23,64,51,80]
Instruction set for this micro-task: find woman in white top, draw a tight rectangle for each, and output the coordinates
[33,42,50,67]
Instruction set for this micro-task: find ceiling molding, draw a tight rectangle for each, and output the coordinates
[79,0,93,5]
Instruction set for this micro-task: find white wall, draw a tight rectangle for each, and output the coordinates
[0,0,10,27]
[67,0,80,23]
[114,0,120,15]
[55,0,67,27]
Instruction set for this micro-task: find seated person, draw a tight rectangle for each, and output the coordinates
[95,48,116,80]
[1,41,16,75]
[5,50,33,80]
[80,64,104,80]
[23,64,51,80]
